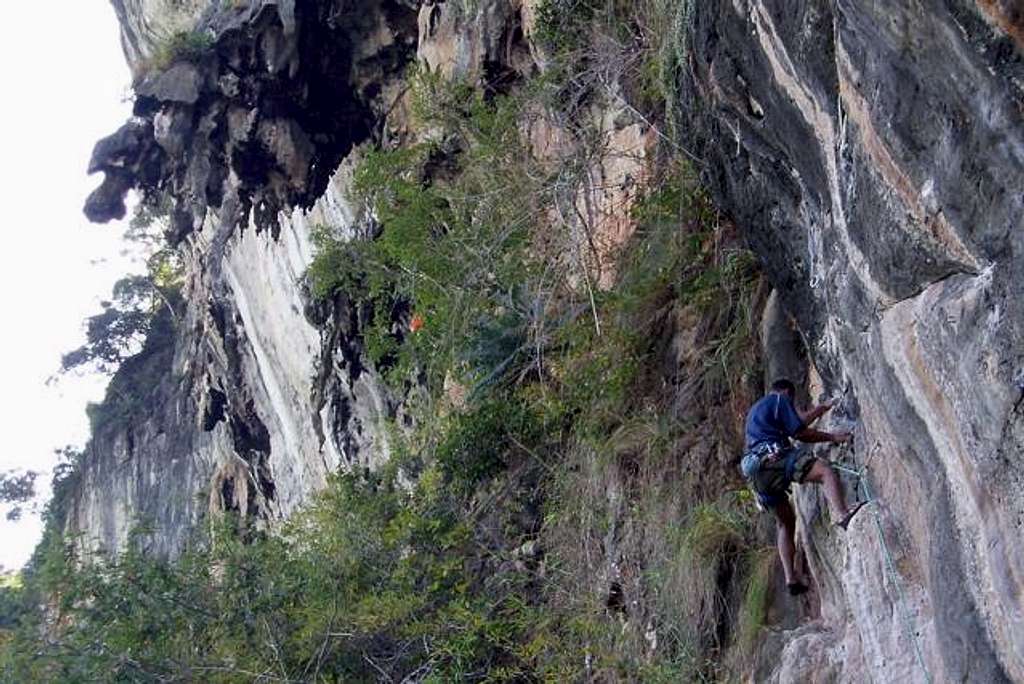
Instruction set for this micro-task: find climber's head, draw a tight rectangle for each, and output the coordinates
[770,378,796,401]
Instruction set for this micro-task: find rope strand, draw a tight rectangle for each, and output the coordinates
[837,457,933,684]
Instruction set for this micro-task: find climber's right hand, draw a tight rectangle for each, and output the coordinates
[831,431,853,444]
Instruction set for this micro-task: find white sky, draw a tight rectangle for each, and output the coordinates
[0,4,136,570]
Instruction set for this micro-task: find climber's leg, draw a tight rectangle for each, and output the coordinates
[803,458,866,529]
[803,458,847,520]
[773,498,804,593]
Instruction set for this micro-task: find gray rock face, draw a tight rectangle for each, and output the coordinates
[84,120,164,223]
[89,1,418,239]
[70,156,398,558]
[684,1,1024,681]
[135,63,203,104]
[109,1,297,73]
[109,0,211,71]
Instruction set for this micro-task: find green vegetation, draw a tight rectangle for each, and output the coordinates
[62,198,184,433]
[138,29,216,76]
[0,463,549,681]
[309,68,546,390]
[0,573,26,659]
[736,547,777,655]
[3,0,779,680]
[63,197,183,378]
[0,471,37,522]
[82,302,178,435]
[315,124,765,679]
[532,0,695,119]
[60,275,170,375]
[155,30,215,68]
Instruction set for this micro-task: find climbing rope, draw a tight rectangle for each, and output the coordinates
[834,457,933,684]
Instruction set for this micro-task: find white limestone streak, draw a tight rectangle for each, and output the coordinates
[220,161,370,516]
[749,2,890,310]
[223,213,325,515]
[879,272,1024,681]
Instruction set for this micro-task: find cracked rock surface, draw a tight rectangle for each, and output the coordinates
[684,1,1024,681]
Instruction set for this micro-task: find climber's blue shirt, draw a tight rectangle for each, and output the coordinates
[744,392,805,450]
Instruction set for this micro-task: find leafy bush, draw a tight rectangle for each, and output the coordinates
[434,396,547,496]
[533,0,598,55]
[150,30,215,72]
[60,276,159,374]
[0,471,37,522]
[81,300,178,436]
[1,464,548,682]
[309,72,544,390]
[62,199,183,379]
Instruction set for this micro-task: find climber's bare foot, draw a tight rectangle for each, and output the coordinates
[836,501,867,531]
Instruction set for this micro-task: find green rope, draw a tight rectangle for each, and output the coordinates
[836,458,933,684]
[831,463,863,477]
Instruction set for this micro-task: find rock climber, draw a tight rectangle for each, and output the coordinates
[741,378,866,596]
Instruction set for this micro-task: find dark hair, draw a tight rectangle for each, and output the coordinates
[770,378,796,396]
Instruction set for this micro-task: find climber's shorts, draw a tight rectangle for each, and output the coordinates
[749,447,816,507]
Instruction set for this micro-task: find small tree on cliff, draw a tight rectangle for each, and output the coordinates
[0,470,37,522]
[61,196,184,376]
[59,275,172,374]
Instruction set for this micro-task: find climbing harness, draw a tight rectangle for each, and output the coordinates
[740,441,791,509]
[740,440,782,478]
[834,455,933,684]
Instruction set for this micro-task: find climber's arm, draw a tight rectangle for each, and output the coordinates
[775,394,849,444]
[798,402,833,426]
[794,427,851,444]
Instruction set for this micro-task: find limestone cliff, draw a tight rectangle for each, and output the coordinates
[69,0,1024,681]
[77,0,417,556]
[683,1,1024,681]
